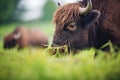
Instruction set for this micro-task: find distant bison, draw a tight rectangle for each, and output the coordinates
[4,26,48,49]
[52,0,120,51]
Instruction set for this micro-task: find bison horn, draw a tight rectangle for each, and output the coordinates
[13,32,21,39]
[79,0,92,15]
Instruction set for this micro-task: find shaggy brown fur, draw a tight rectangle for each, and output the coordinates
[91,0,120,46]
[53,3,81,28]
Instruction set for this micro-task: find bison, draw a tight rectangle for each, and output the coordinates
[51,0,120,51]
[4,26,48,49]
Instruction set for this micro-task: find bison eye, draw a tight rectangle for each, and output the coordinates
[66,22,77,31]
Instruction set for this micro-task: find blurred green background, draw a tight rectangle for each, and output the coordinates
[0,0,58,45]
[0,0,57,23]
[0,0,120,80]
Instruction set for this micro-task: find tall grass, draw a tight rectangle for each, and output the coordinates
[0,48,120,80]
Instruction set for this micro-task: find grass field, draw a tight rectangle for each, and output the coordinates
[0,22,120,80]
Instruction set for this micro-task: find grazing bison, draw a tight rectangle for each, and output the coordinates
[52,0,120,51]
[4,26,48,49]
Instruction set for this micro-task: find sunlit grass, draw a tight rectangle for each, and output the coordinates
[0,47,120,80]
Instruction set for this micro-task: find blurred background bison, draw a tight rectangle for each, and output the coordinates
[4,26,48,49]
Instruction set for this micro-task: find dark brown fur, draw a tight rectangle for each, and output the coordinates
[4,26,48,49]
[86,0,120,46]
[84,0,120,46]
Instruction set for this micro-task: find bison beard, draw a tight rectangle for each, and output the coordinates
[52,0,120,52]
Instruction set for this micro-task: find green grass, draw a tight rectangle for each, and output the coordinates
[0,22,120,80]
[0,48,120,80]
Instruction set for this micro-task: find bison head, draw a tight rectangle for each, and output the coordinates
[52,0,101,50]
[4,32,21,49]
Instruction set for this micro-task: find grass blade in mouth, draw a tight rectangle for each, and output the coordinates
[47,44,71,56]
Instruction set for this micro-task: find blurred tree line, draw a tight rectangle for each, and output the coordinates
[40,0,57,22]
[0,0,20,24]
[0,0,57,24]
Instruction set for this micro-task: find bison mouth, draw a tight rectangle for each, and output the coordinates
[48,40,71,55]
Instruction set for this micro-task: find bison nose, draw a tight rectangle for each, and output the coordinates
[52,40,64,47]
[51,44,58,47]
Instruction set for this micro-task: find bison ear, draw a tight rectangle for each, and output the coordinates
[81,10,101,27]
[13,32,21,40]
